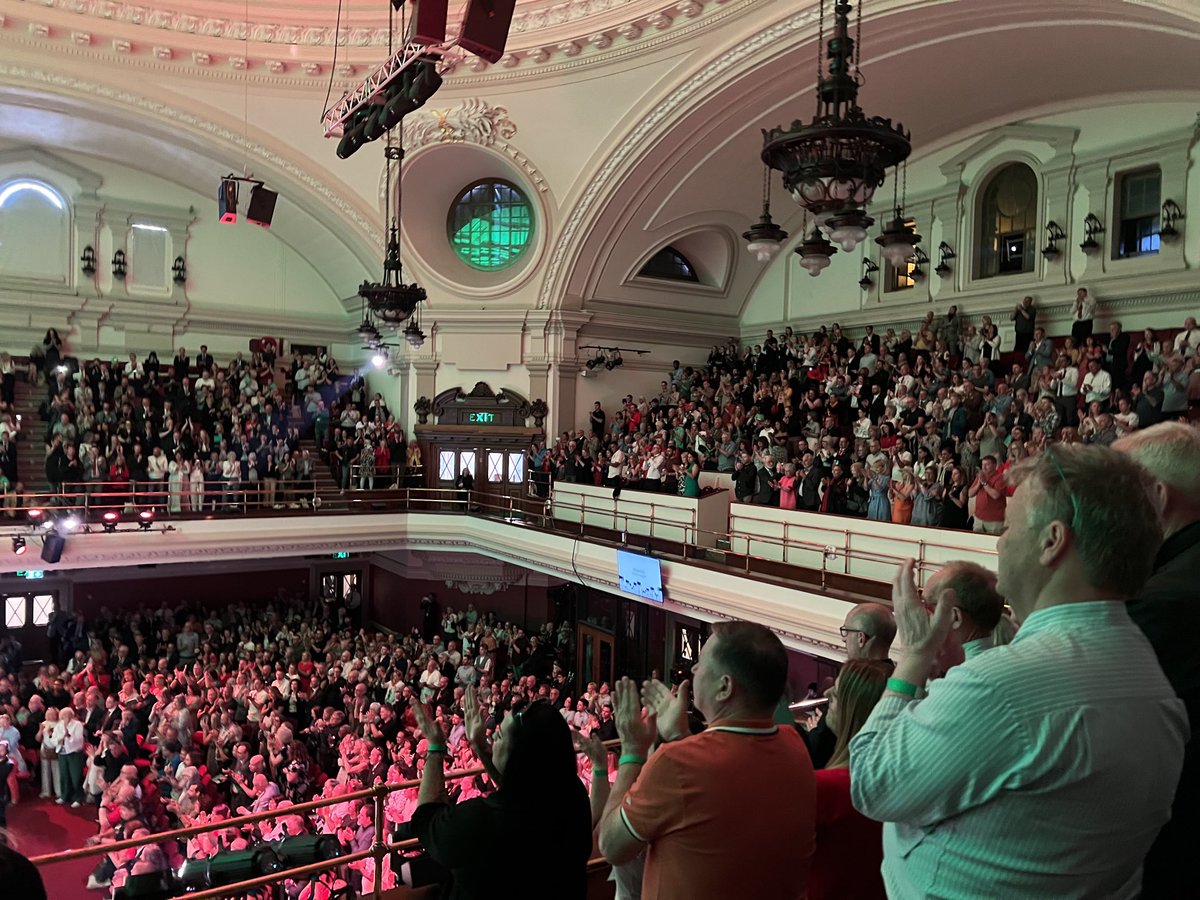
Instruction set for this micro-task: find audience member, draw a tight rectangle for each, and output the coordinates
[850,447,1187,898]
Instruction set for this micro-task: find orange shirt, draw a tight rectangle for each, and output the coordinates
[620,720,816,900]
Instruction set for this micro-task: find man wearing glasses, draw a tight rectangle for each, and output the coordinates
[849,446,1186,899]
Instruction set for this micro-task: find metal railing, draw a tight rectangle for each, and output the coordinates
[29,748,617,899]
[0,482,994,595]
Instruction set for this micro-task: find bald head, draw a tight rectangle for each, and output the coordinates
[843,602,897,660]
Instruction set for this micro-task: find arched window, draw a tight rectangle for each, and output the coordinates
[0,179,70,284]
[447,179,534,271]
[638,246,699,283]
[976,163,1037,279]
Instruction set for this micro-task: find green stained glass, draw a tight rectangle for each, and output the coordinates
[447,179,533,271]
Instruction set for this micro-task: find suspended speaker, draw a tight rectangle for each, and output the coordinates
[41,533,65,564]
[218,179,238,224]
[246,186,278,229]
[410,0,449,45]
[459,0,516,64]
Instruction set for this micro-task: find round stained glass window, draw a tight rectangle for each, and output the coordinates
[447,179,533,271]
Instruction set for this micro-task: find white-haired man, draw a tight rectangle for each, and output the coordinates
[851,445,1187,898]
[1114,422,1200,897]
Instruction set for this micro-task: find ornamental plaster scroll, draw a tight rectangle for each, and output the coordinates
[3,0,744,84]
[377,99,549,202]
[0,64,384,253]
[535,6,819,310]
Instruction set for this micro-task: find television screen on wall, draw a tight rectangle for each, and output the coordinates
[617,550,663,602]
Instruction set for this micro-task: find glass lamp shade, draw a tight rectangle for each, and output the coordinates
[795,227,837,276]
[798,253,833,276]
[747,239,783,262]
[879,239,916,268]
[829,224,868,252]
[742,212,788,263]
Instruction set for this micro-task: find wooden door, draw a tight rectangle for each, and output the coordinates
[577,623,614,693]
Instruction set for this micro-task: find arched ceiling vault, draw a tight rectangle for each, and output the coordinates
[554,0,1200,324]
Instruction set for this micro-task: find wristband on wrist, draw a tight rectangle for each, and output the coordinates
[886,677,919,698]
[618,753,646,767]
[426,743,448,755]
[592,767,608,778]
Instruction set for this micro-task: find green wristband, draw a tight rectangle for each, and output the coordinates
[886,677,919,698]
[426,743,447,754]
[618,754,646,767]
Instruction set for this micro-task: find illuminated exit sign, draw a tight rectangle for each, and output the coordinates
[468,412,496,423]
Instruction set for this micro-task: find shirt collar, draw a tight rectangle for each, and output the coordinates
[1011,600,1127,643]
[1156,520,1200,571]
[706,718,778,735]
[962,636,994,660]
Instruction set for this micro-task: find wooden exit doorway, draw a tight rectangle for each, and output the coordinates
[577,623,615,692]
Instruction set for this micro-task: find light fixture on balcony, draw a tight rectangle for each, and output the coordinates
[859,258,878,289]
[80,245,97,276]
[1041,220,1066,258]
[760,0,911,275]
[172,256,187,285]
[911,246,930,280]
[1079,213,1104,253]
[111,249,127,280]
[743,165,789,262]
[934,241,955,276]
[1161,199,1184,239]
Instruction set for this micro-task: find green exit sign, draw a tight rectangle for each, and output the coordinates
[468,412,496,423]
[331,552,350,560]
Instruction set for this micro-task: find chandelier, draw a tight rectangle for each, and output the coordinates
[760,0,913,275]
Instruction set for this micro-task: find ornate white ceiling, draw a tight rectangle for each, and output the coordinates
[0,0,737,82]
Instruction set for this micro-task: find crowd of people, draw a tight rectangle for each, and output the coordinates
[0,330,426,514]
[0,427,1196,900]
[534,296,1199,534]
[0,587,623,895]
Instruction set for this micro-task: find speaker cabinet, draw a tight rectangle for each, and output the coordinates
[410,0,449,45]
[218,179,238,224]
[41,533,65,564]
[246,186,278,229]
[459,0,516,64]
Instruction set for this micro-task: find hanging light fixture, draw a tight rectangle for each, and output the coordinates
[762,0,911,274]
[357,6,427,330]
[743,165,789,262]
[795,222,838,276]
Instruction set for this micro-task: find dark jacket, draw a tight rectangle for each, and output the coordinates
[1127,520,1200,897]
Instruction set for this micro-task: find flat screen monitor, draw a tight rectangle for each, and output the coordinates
[617,550,663,602]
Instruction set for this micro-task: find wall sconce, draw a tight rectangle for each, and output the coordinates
[80,245,97,276]
[1161,199,1185,239]
[1079,213,1105,253]
[934,241,956,276]
[172,256,187,284]
[1041,221,1066,258]
[859,258,879,289]
[111,249,128,280]
[911,246,930,280]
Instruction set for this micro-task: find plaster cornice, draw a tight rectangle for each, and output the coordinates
[0,0,753,87]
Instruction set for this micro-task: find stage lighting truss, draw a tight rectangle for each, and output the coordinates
[322,40,455,139]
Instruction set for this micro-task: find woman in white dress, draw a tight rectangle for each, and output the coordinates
[167,455,184,514]
[187,460,205,511]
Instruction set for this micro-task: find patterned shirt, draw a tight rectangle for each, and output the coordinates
[850,602,1187,900]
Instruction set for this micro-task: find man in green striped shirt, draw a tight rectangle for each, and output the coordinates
[850,446,1187,899]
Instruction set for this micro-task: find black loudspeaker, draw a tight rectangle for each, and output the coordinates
[218,179,238,223]
[41,533,65,564]
[459,0,517,64]
[246,186,278,228]
[410,0,449,45]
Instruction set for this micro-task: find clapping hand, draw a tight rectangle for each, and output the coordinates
[463,685,486,748]
[892,558,954,659]
[640,678,691,743]
[408,697,445,745]
[612,677,656,758]
[572,730,609,772]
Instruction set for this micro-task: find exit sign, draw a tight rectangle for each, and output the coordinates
[16,570,44,579]
[331,552,350,560]
[468,412,496,423]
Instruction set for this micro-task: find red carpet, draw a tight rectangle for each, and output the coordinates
[6,795,102,900]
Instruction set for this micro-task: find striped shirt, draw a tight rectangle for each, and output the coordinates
[850,601,1188,900]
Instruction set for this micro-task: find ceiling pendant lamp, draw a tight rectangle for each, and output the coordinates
[743,165,789,262]
[761,0,911,275]
[876,211,922,268]
[795,224,838,277]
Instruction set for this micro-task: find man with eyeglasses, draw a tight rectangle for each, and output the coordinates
[850,446,1186,899]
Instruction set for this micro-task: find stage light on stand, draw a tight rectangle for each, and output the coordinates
[11,536,25,555]
[102,511,120,533]
[138,509,155,531]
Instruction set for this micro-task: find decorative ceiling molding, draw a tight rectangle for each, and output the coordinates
[536,6,820,309]
[0,1,753,86]
[0,63,382,253]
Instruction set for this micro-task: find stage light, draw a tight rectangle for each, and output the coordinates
[27,508,44,524]
[60,515,81,534]
[272,834,344,867]
[138,509,155,531]
[11,536,26,555]
[114,872,179,900]
[178,847,283,890]
[219,178,239,223]
[371,353,386,369]
[102,511,120,533]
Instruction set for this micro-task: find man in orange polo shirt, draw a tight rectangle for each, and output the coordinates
[598,621,816,899]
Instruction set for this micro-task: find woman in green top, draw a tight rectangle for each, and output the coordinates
[680,449,701,498]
